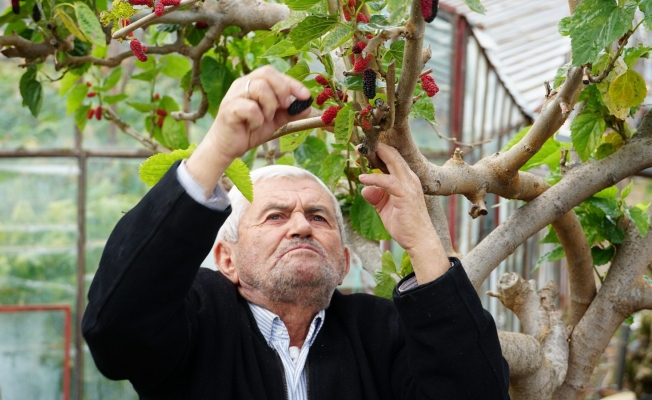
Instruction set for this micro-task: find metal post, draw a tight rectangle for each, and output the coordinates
[74,127,86,400]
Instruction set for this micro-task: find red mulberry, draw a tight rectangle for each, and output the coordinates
[359,104,372,116]
[356,13,369,23]
[157,116,164,128]
[321,106,341,125]
[348,0,356,7]
[155,109,168,117]
[315,75,329,86]
[87,108,95,119]
[352,41,366,54]
[161,0,180,5]
[366,34,373,39]
[353,55,371,72]
[195,21,208,29]
[154,2,164,16]
[130,38,148,62]
[361,117,371,130]
[421,75,439,97]
[362,68,376,99]
[129,0,153,6]
[342,6,351,21]
[95,106,103,120]
[420,0,439,23]
[153,93,160,100]
[87,92,97,98]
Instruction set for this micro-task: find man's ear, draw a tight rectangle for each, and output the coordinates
[214,241,239,285]
[339,247,351,285]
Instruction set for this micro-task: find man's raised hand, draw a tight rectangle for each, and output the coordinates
[358,143,450,284]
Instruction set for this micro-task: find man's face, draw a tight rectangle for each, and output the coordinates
[227,178,349,309]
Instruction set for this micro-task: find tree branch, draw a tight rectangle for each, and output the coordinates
[394,2,425,123]
[269,115,325,141]
[1,33,74,61]
[104,107,168,153]
[637,280,652,311]
[112,0,202,40]
[424,195,459,258]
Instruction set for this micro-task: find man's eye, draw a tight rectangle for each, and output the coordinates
[267,214,281,220]
[312,215,326,222]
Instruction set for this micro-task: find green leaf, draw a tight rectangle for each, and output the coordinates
[621,180,633,200]
[334,104,354,144]
[570,112,606,161]
[645,275,652,287]
[399,251,413,278]
[553,62,570,88]
[285,60,311,82]
[75,2,106,46]
[261,38,307,58]
[595,143,616,160]
[569,0,637,65]
[623,44,652,68]
[59,71,81,97]
[640,0,652,29]
[19,67,43,117]
[104,93,129,104]
[225,158,253,202]
[126,101,156,113]
[628,205,650,237]
[322,23,353,53]
[280,130,313,152]
[75,104,91,132]
[200,56,235,117]
[381,251,398,275]
[357,15,402,31]
[159,54,191,79]
[521,138,561,171]
[586,197,621,217]
[387,0,409,23]
[501,125,531,152]
[276,153,296,166]
[284,0,321,11]
[294,136,329,177]
[349,192,391,240]
[139,144,197,186]
[373,269,396,299]
[161,116,189,150]
[131,68,158,82]
[98,66,122,91]
[608,69,647,109]
[382,39,404,69]
[55,7,86,42]
[464,0,485,14]
[532,246,565,273]
[591,245,615,266]
[367,1,387,12]
[539,226,560,244]
[410,95,436,124]
[288,15,338,49]
[594,185,618,199]
[558,16,571,36]
[320,152,345,190]
[66,83,89,116]
[136,56,156,70]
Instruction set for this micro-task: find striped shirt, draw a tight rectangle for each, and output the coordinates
[248,303,325,400]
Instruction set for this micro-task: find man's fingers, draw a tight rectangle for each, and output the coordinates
[247,66,311,109]
[358,173,401,197]
[373,143,412,181]
[247,79,280,121]
[227,99,265,131]
[360,186,388,209]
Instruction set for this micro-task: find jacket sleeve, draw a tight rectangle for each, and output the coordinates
[392,258,510,399]
[81,162,231,391]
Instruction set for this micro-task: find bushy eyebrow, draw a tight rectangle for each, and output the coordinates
[257,203,335,221]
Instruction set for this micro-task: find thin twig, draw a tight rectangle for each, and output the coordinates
[268,116,325,141]
[585,20,644,84]
[383,60,396,130]
[112,0,203,39]
[104,107,168,153]
[428,121,492,148]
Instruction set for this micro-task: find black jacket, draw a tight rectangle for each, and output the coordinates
[82,163,510,399]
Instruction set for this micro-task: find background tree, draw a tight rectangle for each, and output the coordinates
[2,0,652,398]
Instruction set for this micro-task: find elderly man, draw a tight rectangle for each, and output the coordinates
[82,66,510,399]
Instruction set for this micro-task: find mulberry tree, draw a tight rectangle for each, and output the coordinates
[2,0,652,398]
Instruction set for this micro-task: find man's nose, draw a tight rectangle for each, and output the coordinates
[287,213,312,238]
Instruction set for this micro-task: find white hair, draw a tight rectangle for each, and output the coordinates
[216,165,344,243]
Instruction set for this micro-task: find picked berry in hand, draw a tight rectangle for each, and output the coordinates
[287,97,314,116]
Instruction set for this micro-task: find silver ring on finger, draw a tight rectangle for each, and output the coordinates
[245,79,252,100]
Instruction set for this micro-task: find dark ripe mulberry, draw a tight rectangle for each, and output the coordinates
[155,109,168,117]
[321,106,341,125]
[315,75,329,86]
[420,0,439,23]
[353,54,371,72]
[356,13,369,23]
[32,4,41,22]
[154,2,164,16]
[362,68,376,99]
[130,38,148,62]
[420,75,439,97]
[287,97,314,116]
[352,41,366,54]
[195,21,208,29]
[95,106,103,120]
[87,108,95,119]
[11,0,19,14]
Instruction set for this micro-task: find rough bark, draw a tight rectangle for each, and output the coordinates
[490,274,568,399]
[424,195,458,258]
[554,207,652,399]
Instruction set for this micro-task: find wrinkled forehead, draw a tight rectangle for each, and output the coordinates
[250,177,335,212]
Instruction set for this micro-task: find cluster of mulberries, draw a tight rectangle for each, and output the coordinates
[130,38,148,62]
[420,75,439,97]
[359,104,372,116]
[154,2,165,16]
[352,41,366,54]
[87,106,103,120]
[353,54,371,72]
[316,88,344,106]
[315,75,329,86]
[362,68,376,99]
[321,106,341,125]
[356,13,369,23]
[420,0,439,23]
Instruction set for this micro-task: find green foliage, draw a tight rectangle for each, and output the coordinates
[608,69,647,110]
[200,56,235,117]
[225,158,254,202]
[139,144,197,186]
[350,191,391,241]
[464,0,486,14]
[570,112,606,161]
[533,246,565,273]
[374,250,414,299]
[19,66,42,117]
[75,2,106,46]
[334,104,355,144]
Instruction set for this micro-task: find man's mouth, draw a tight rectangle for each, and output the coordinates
[279,244,323,258]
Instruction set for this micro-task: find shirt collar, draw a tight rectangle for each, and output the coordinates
[248,302,325,347]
